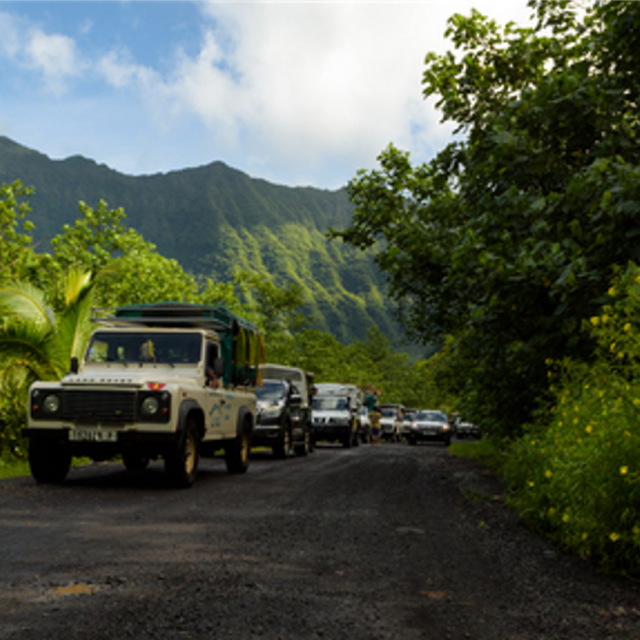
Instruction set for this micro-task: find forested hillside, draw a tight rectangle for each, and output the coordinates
[0,136,397,343]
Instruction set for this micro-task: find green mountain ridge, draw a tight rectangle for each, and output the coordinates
[0,136,400,344]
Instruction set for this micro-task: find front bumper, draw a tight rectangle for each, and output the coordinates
[251,424,284,446]
[311,423,351,440]
[22,426,180,458]
[409,428,451,442]
[457,427,480,438]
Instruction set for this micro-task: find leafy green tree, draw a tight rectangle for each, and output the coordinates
[333,0,640,436]
[0,180,37,286]
[50,200,200,309]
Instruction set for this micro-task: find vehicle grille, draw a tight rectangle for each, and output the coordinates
[63,390,137,423]
[313,417,346,426]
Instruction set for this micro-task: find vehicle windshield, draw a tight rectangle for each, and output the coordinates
[256,381,286,402]
[415,410,447,423]
[381,408,397,418]
[86,331,203,365]
[312,397,348,411]
[404,411,416,422]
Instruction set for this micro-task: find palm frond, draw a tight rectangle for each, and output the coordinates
[64,269,93,307]
[0,282,55,328]
[56,286,95,365]
[0,318,60,381]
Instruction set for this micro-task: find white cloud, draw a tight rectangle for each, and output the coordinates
[0,1,537,187]
[24,30,81,93]
[0,12,23,58]
[0,10,84,95]
[136,1,535,185]
[97,48,158,90]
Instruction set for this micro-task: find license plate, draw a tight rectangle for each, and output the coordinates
[69,429,118,442]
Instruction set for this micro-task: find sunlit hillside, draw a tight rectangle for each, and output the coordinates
[0,136,399,344]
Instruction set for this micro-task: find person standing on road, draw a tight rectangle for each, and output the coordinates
[369,405,382,446]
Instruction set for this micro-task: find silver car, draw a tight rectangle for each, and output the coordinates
[407,410,452,446]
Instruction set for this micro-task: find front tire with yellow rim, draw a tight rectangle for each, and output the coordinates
[225,423,251,474]
[165,417,200,488]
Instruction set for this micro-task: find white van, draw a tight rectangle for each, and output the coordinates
[311,383,363,448]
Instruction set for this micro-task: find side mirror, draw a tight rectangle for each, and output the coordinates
[69,356,79,375]
[213,357,225,378]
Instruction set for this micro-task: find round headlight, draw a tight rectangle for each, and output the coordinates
[43,394,60,413]
[141,396,159,415]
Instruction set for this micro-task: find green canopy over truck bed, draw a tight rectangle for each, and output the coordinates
[95,302,265,386]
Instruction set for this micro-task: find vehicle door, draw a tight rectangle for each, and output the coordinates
[203,341,234,439]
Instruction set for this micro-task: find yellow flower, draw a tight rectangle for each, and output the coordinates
[585,425,593,434]
[611,342,616,352]
[582,533,588,540]
[608,287,616,296]
[548,508,556,516]
[528,481,535,488]
[545,470,553,478]
[620,466,629,475]
[610,532,619,542]
[530,440,536,445]
[590,316,599,326]
[562,514,570,523]
[624,323,632,332]
[602,314,609,323]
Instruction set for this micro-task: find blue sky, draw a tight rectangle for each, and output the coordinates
[0,1,533,190]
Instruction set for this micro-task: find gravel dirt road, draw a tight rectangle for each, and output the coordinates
[1,442,639,640]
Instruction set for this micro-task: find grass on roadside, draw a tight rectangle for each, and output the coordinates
[0,456,31,479]
[449,437,505,474]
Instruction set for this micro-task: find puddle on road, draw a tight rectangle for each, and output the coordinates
[49,582,100,598]
[396,526,425,535]
[4,581,104,604]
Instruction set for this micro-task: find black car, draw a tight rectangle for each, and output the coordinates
[456,420,481,439]
[253,378,311,457]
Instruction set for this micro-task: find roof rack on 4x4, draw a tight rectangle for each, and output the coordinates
[92,302,265,387]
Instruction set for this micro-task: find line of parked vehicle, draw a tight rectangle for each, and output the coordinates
[22,300,478,489]
[253,365,481,457]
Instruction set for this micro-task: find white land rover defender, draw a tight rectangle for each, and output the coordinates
[23,303,265,488]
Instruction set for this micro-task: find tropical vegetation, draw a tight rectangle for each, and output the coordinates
[332,0,640,573]
[0,181,439,469]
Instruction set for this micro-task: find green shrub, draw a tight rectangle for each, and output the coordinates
[502,263,640,574]
[0,373,29,461]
